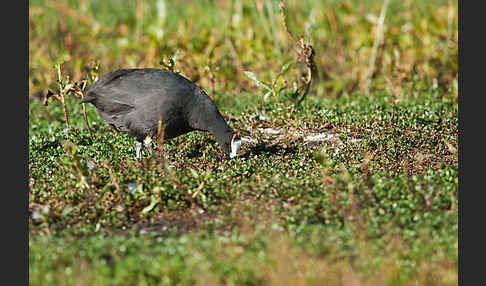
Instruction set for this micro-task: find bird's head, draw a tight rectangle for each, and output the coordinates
[229,133,241,158]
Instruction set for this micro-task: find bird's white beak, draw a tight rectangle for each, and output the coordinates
[230,135,242,158]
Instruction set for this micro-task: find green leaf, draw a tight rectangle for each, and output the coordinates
[244,71,271,91]
[280,61,293,74]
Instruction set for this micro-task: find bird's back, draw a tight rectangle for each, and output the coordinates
[87,68,196,104]
[83,68,220,140]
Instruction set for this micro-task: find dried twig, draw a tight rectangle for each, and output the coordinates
[155,115,166,153]
[55,64,70,129]
[152,115,206,212]
[78,81,92,136]
[43,90,62,106]
[279,1,316,106]
[70,80,93,136]
[44,64,95,135]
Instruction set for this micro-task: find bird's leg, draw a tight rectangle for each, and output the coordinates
[144,136,153,155]
[135,140,143,160]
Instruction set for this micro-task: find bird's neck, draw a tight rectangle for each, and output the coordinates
[209,116,234,155]
[187,90,235,155]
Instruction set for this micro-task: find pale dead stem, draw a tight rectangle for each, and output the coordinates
[364,0,390,94]
[155,115,166,153]
[57,64,70,129]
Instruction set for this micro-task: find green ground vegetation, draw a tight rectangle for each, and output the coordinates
[29,0,458,285]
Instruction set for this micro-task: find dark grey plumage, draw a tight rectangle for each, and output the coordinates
[82,68,240,158]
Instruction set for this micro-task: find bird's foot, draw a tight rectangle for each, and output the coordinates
[135,141,143,160]
[144,136,153,155]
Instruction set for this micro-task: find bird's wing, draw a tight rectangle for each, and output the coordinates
[84,89,135,116]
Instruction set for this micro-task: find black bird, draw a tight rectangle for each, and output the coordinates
[82,68,241,159]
